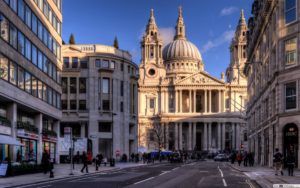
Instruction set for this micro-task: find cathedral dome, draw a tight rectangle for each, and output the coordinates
[163,39,202,62]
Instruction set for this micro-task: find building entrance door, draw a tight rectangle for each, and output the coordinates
[283,124,298,168]
[196,132,201,150]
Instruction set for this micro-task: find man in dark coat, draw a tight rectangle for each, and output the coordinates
[81,151,89,173]
[41,150,50,174]
[286,151,296,176]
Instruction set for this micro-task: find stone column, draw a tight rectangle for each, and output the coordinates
[222,90,225,112]
[165,91,169,113]
[175,123,178,150]
[179,90,182,113]
[204,90,207,113]
[222,123,226,150]
[165,123,169,150]
[204,123,208,150]
[35,113,43,164]
[193,123,196,150]
[179,122,183,150]
[193,90,196,113]
[218,123,221,150]
[232,123,236,150]
[236,124,241,150]
[188,122,192,150]
[54,121,60,163]
[175,89,178,113]
[189,90,192,113]
[208,90,212,113]
[161,90,164,113]
[7,103,17,161]
[218,90,222,113]
[208,123,212,150]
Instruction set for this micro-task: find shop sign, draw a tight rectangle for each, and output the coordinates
[0,163,8,176]
[42,135,58,142]
[17,130,39,140]
[0,125,11,135]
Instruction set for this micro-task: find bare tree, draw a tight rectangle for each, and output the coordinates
[149,123,164,151]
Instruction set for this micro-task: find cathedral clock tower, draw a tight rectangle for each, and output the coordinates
[139,9,166,85]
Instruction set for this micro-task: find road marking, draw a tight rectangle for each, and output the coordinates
[172,167,179,171]
[159,171,170,176]
[218,166,224,177]
[245,179,255,188]
[222,178,228,187]
[134,177,154,185]
[37,185,51,188]
[218,165,227,187]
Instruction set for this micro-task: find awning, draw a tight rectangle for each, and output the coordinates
[0,135,23,146]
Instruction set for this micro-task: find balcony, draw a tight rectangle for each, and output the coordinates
[42,129,57,137]
[17,121,39,134]
[0,116,11,127]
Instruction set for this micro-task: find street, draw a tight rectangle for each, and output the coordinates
[12,161,260,188]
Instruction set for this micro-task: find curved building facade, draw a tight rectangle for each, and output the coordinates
[138,8,248,153]
[60,44,138,160]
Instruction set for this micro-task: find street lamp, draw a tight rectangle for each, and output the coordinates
[111,112,117,166]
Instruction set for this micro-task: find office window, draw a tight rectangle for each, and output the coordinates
[61,77,67,93]
[120,102,124,112]
[9,24,17,49]
[80,60,88,68]
[47,87,52,105]
[102,78,110,94]
[110,61,115,69]
[25,5,31,29]
[0,15,9,42]
[120,81,124,96]
[63,57,69,68]
[285,0,297,24]
[43,28,48,46]
[18,0,25,21]
[48,35,53,51]
[43,57,48,74]
[285,82,297,110]
[79,78,86,93]
[52,91,57,107]
[102,100,110,111]
[9,0,17,12]
[95,59,101,67]
[38,80,43,99]
[57,94,61,109]
[61,100,67,110]
[32,14,37,35]
[121,63,124,71]
[25,38,31,60]
[31,76,37,97]
[42,83,47,101]
[9,61,17,85]
[98,122,111,132]
[149,98,155,109]
[24,72,31,94]
[37,20,43,41]
[79,100,86,110]
[0,55,9,81]
[128,65,130,73]
[285,38,297,66]
[70,77,77,93]
[18,66,24,90]
[32,45,37,66]
[70,100,76,110]
[17,31,25,55]
[102,60,109,68]
[72,57,78,68]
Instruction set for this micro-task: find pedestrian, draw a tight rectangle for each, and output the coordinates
[236,152,242,166]
[103,157,107,166]
[81,151,89,173]
[249,152,254,166]
[273,148,283,176]
[41,150,50,174]
[76,151,80,164]
[231,152,236,164]
[286,151,296,176]
[95,153,101,171]
[131,153,135,162]
[243,152,248,167]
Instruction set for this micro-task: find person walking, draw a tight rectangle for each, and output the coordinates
[81,151,89,173]
[243,152,248,167]
[236,152,242,166]
[76,151,80,164]
[286,151,296,176]
[273,148,283,176]
[41,150,50,174]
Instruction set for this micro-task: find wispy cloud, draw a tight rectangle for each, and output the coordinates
[201,30,235,53]
[220,6,238,16]
[159,27,175,46]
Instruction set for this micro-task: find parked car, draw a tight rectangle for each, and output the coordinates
[214,154,229,162]
[170,153,182,163]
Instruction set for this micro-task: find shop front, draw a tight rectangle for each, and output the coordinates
[42,135,57,163]
[16,130,39,163]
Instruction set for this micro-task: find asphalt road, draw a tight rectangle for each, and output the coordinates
[13,161,260,188]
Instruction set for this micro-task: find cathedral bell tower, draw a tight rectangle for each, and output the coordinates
[226,10,248,85]
[139,9,165,85]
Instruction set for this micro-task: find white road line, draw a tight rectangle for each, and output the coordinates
[218,166,224,177]
[245,179,255,188]
[36,185,51,188]
[222,178,228,187]
[134,177,154,185]
[172,167,179,171]
[159,171,170,176]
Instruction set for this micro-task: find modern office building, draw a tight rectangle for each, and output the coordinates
[245,0,300,168]
[138,8,248,152]
[60,44,138,160]
[0,0,62,163]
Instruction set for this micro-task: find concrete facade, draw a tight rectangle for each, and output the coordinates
[0,0,62,164]
[245,0,300,168]
[61,44,138,160]
[138,8,248,153]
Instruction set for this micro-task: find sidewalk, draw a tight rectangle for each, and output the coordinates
[0,162,148,188]
[228,163,300,188]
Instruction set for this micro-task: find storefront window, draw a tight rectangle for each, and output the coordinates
[18,138,37,162]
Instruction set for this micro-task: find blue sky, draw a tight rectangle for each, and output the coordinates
[62,0,252,78]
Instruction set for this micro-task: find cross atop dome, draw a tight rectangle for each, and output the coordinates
[175,6,186,40]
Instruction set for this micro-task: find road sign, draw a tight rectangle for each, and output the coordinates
[64,127,72,142]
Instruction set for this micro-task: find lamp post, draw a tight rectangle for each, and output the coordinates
[111,112,117,166]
